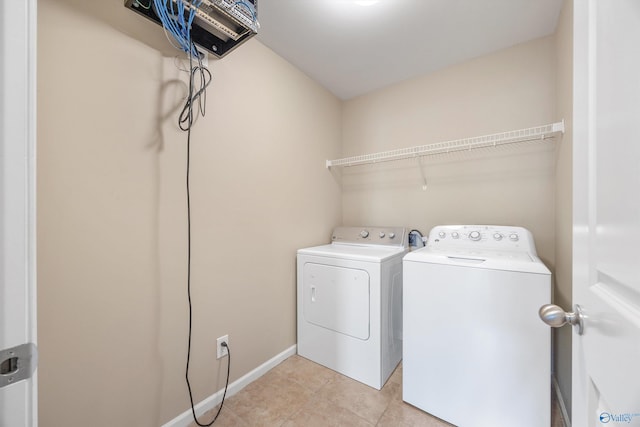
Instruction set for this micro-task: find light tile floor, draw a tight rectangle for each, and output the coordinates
[191,355,565,427]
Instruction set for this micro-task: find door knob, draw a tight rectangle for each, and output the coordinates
[538,304,585,335]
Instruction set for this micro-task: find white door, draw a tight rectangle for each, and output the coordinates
[572,0,640,425]
[0,0,38,426]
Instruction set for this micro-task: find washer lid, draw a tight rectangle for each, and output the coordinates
[298,243,407,263]
[403,246,551,274]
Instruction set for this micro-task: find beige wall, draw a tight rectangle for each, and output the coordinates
[342,36,558,269]
[554,0,574,416]
[37,1,341,425]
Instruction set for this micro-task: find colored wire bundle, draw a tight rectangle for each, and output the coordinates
[152,0,203,57]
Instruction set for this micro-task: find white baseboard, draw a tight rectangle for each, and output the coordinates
[553,375,571,427]
[162,345,297,427]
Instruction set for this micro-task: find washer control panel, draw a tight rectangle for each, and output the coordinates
[427,225,537,254]
[331,226,408,247]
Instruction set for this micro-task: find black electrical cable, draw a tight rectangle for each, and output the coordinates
[409,229,423,238]
[178,51,211,132]
[182,39,230,426]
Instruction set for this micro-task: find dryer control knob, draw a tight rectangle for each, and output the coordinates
[379,232,385,238]
[509,233,519,241]
[451,232,460,239]
[389,232,396,239]
[469,231,481,241]
[438,231,446,238]
[493,233,503,241]
[360,230,369,238]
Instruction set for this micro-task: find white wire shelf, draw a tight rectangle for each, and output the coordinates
[326,121,565,169]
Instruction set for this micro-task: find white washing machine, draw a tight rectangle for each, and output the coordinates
[297,226,407,390]
[403,225,551,427]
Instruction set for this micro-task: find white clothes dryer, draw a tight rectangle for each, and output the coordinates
[297,226,408,390]
[403,225,551,427]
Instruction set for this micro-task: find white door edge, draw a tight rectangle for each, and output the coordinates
[0,0,38,425]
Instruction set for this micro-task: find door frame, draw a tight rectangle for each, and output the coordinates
[0,0,38,425]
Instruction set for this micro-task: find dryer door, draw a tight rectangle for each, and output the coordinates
[302,263,370,340]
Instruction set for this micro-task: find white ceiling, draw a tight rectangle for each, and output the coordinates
[255,0,563,100]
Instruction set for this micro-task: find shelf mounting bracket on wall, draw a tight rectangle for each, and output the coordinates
[418,157,427,191]
[326,121,565,169]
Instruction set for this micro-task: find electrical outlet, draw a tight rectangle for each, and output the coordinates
[216,335,229,359]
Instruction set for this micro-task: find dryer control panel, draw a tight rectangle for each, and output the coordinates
[427,225,537,255]
[331,226,408,248]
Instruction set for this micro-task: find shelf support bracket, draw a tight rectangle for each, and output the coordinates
[418,157,427,191]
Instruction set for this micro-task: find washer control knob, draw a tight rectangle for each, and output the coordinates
[379,232,385,238]
[509,233,519,241]
[469,231,481,241]
[438,231,446,238]
[389,232,396,239]
[360,230,369,238]
[493,233,503,241]
[451,232,460,239]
